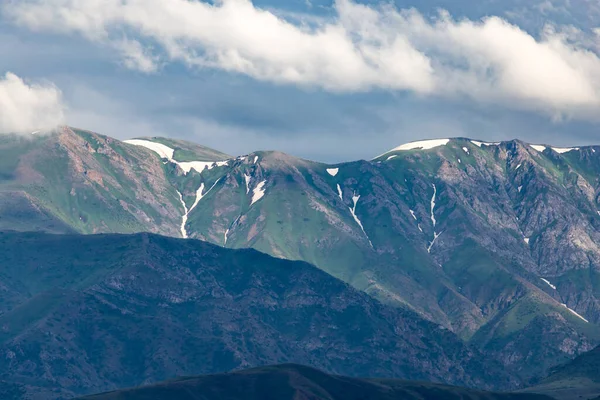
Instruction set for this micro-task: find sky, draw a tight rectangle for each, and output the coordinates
[1,0,600,162]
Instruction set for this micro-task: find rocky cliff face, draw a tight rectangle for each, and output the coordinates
[2,130,600,381]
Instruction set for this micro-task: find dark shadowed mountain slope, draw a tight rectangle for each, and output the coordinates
[80,364,551,400]
[522,345,600,400]
[0,231,512,398]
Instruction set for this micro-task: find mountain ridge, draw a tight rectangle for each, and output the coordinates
[2,127,600,383]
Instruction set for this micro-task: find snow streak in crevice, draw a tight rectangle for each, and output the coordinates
[177,178,222,239]
[427,183,441,253]
[176,190,189,239]
[349,192,373,248]
[561,303,589,323]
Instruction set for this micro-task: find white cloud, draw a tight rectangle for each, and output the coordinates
[0,72,65,133]
[4,0,600,119]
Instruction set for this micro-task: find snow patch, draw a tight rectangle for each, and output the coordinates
[176,179,222,238]
[518,185,523,193]
[457,158,461,164]
[462,147,469,154]
[386,155,398,161]
[392,139,450,151]
[176,190,189,239]
[530,144,546,152]
[524,237,530,244]
[540,278,556,290]
[125,139,174,160]
[561,303,589,323]
[349,192,373,248]
[224,229,229,245]
[327,168,339,177]
[552,147,579,154]
[430,184,437,228]
[337,184,343,201]
[418,224,423,232]
[251,180,267,205]
[125,139,228,175]
[427,184,441,253]
[178,161,222,174]
[471,140,500,147]
[427,231,441,253]
[254,156,259,164]
[410,210,417,220]
[244,174,251,194]
[516,163,522,170]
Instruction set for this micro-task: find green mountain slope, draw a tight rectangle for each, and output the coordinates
[80,364,551,400]
[0,231,512,398]
[3,130,600,381]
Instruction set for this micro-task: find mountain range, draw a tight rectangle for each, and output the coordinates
[2,126,600,395]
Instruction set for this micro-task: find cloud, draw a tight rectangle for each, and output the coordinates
[4,0,600,120]
[0,72,65,133]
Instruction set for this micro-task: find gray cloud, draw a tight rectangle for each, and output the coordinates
[4,0,600,121]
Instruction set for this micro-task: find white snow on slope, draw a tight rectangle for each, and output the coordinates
[393,139,450,151]
[458,158,461,164]
[386,155,397,161]
[188,183,205,214]
[427,231,441,253]
[251,180,267,205]
[244,174,251,194]
[254,156,259,164]
[337,184,343,201]
[561,303,589,323]
[524,237,530,244]
[124,139,228,175]
[125,139,174,159]
[190,178,221,213]
[374,139,450,159]
[516,163,522,170]
[410,209,417,220]
[427,184,441,253]
[518,185,523,193]
[530,144,546,152]
[176,190,189,238]
[471,140,500,147]
[176,179,222,239]
[462,147,469,154]
[552,147,579,154]
[430,184,437,228]
[178,161,227,174]
[541,278,556,290]
[349,193,373,248]
[327,168,339,177]
[224,229,229,245]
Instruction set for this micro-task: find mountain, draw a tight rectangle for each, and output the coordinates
[0,230,510,398]
[522,345,600,400]
[2,127,600,381]
[79,364,551,400]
